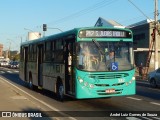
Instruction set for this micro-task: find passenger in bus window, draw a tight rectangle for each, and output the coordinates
[105,49,115,71]
[106,50,114,61]
[89,47,99,69]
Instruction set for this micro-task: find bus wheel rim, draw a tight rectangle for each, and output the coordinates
[29,81,33,88]
[59,85,64,99]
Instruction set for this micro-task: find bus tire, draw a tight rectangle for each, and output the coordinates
[56,77,64,101]
[29,72,36,90]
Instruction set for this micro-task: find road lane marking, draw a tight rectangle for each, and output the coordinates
[147,87,160,92]
[152,117,160,120]
[126,117,141,120]
[141,116,153,120]
[0,77,77,120]
[7,71,12,73]
[150,102,160,106]
[0,71,5,74]
[136,81,149,84]
[126,97,142,101]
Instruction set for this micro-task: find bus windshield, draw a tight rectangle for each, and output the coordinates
[76,41,134,71]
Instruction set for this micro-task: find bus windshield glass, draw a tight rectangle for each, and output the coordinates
[76,41,134,71]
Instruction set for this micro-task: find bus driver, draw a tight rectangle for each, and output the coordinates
[106,50,114,60]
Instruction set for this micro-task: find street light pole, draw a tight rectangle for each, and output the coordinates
[47,27,63,32]
[42,24,63,36]
[6,39,11,59]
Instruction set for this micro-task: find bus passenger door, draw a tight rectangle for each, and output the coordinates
[37,45,43,87]
[65,39,75,96]
[24,47,28,81]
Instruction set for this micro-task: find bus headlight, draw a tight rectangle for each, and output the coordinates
[132,77,135,80]
[84,82,88,86]
[78,77,84,83]
[126,77,135,86]
[89,84,94,88]
[78,76,94,88]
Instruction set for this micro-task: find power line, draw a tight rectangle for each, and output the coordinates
[128,0,153,22]
[120,12,153,25]
[47,0,117,25]
[38,0,153,31]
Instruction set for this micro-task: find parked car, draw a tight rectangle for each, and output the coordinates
[8,61,19,69]
[148,68,160,88]
[0,60,9,67]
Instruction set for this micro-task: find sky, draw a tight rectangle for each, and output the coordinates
[0,0,158,51]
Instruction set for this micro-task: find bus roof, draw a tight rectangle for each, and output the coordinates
[21,27,132,46]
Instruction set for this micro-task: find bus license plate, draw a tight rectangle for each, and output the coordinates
[105,89,115,93]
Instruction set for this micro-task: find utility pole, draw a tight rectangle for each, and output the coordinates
[154,0,159,70]
[8,42,11,59]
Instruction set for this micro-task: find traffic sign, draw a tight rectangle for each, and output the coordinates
[110,62,118,71]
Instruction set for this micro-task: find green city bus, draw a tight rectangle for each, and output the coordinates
[19,27,135,100]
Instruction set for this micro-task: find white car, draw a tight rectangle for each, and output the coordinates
[148,68,160,88]
[0,61,9,67]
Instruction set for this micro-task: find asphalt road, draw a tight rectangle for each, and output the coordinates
[0,67,160,120]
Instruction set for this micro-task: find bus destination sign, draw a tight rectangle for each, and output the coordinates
[79,30,131,38]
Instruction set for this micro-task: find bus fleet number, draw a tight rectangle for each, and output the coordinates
[118,78,125,83]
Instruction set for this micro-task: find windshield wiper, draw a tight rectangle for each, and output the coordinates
[92,39,112,71]
[92,39,105,55]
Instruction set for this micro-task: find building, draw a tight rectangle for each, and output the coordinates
[0,44,3,57]
[95,17,125,28]
[128,19,160,72]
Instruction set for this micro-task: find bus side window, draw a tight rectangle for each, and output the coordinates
[52,41,55,61]
[54,39,64,63]
[45,41,52,61]
[20,46,24,61]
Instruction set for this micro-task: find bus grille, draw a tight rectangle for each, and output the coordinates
[95,82,125,87]
[95,84,110,87]
[88,73,129,79]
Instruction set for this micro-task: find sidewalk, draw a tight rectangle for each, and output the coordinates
[0,78,36,111]
[0,77,54,120]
